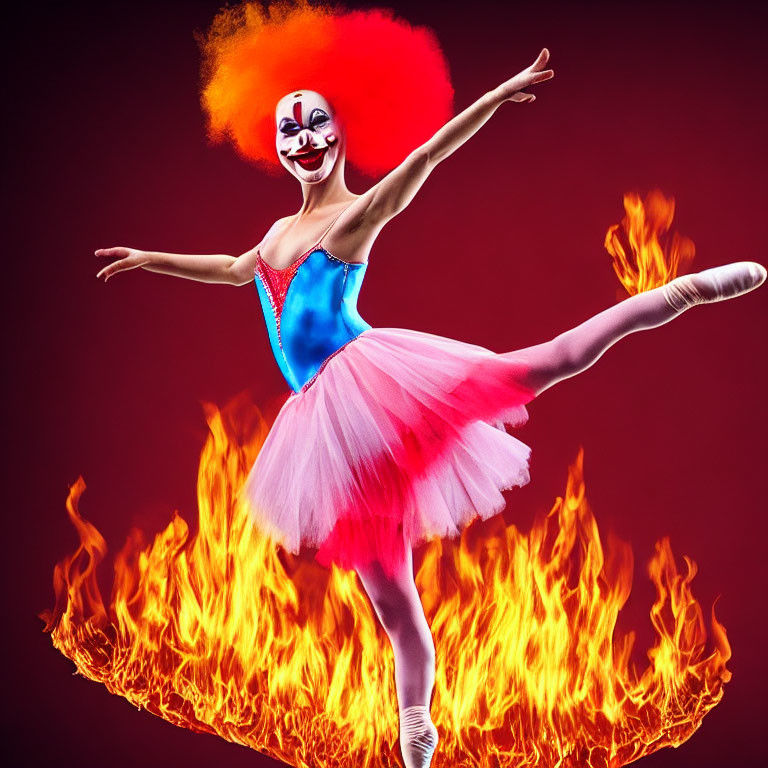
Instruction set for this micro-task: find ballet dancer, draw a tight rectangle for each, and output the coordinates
[94,3,765,765]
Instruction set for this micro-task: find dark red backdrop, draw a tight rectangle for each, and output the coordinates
[5,1,766,766]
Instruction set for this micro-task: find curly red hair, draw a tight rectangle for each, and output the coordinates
[198,0,454,176]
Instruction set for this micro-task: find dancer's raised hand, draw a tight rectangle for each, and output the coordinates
[350,48,555,225]
[496,48,554,103]
[95,247,151,282]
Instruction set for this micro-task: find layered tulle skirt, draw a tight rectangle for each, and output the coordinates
[240,327,535,577]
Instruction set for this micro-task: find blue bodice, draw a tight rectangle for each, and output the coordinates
[254,246,372,393]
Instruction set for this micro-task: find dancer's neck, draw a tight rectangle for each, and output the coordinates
[295,160,355,215]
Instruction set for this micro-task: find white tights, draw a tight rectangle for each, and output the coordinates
[353,262,765,766]
[355,548,439,768]
[507,282,679,396]
[355,548,435,712]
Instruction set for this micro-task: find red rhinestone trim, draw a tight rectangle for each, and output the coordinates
[254,248,315,349]
[298,330,370,395]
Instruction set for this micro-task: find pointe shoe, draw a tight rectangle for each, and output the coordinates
[399,705,439,768]
[662,261,767,312]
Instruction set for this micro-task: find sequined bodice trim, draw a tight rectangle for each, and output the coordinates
[255,246,366,345]
[254,247,315,343]
[253,244,372,393]
[256,251,307,318]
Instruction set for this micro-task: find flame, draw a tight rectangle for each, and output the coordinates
[42,395,730,767]
[605,190,696,295]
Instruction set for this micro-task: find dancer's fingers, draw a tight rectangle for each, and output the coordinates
[531,48,550,71]
[530,68,554,84]
[97,261,129,281]
[95,247,129,259]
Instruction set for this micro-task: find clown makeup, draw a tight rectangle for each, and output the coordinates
[275,90,342,183]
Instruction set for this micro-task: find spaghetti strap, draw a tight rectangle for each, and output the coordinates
[256,200,356,270]
[317,200,355,248]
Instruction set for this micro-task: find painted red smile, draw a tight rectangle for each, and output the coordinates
[290,146,328,171]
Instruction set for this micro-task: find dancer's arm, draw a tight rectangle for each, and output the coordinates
[356,49,553,224]
[95,246,259,286]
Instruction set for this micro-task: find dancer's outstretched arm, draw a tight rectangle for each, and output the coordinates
[94,245,260,285]
[95,219,290,285]
[356,49,553,224]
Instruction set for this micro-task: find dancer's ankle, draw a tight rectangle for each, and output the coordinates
[662,262,766,312]
[399,704,439,768]
[662,275,704,312]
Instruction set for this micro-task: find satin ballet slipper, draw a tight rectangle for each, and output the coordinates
[399,705,439,768]
[662,261,767,312]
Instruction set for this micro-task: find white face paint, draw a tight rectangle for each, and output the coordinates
[275,90,342,184]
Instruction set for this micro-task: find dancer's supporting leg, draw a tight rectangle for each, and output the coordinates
[506,261,766,395]
[355,547,439,768]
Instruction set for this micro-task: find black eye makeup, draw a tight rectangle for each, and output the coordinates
[308,108,330,127]
[279,118,301,135]
[279,109,330,136]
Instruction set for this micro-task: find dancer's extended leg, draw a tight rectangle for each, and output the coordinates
[355,547,439,768]
[507,261,766,395]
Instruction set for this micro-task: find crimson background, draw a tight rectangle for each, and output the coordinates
[4,1,766,766]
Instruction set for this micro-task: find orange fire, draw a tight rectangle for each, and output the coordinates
[605,189,696,295]
[42,397,730,767]
[43,192,728,765]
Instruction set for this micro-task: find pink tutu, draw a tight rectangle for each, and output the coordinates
[240,327,534,577]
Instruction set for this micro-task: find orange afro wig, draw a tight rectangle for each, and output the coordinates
[198,0,454,176]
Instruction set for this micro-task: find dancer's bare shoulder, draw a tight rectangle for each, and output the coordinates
[258,199,373,267]
[322,194,388,265]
